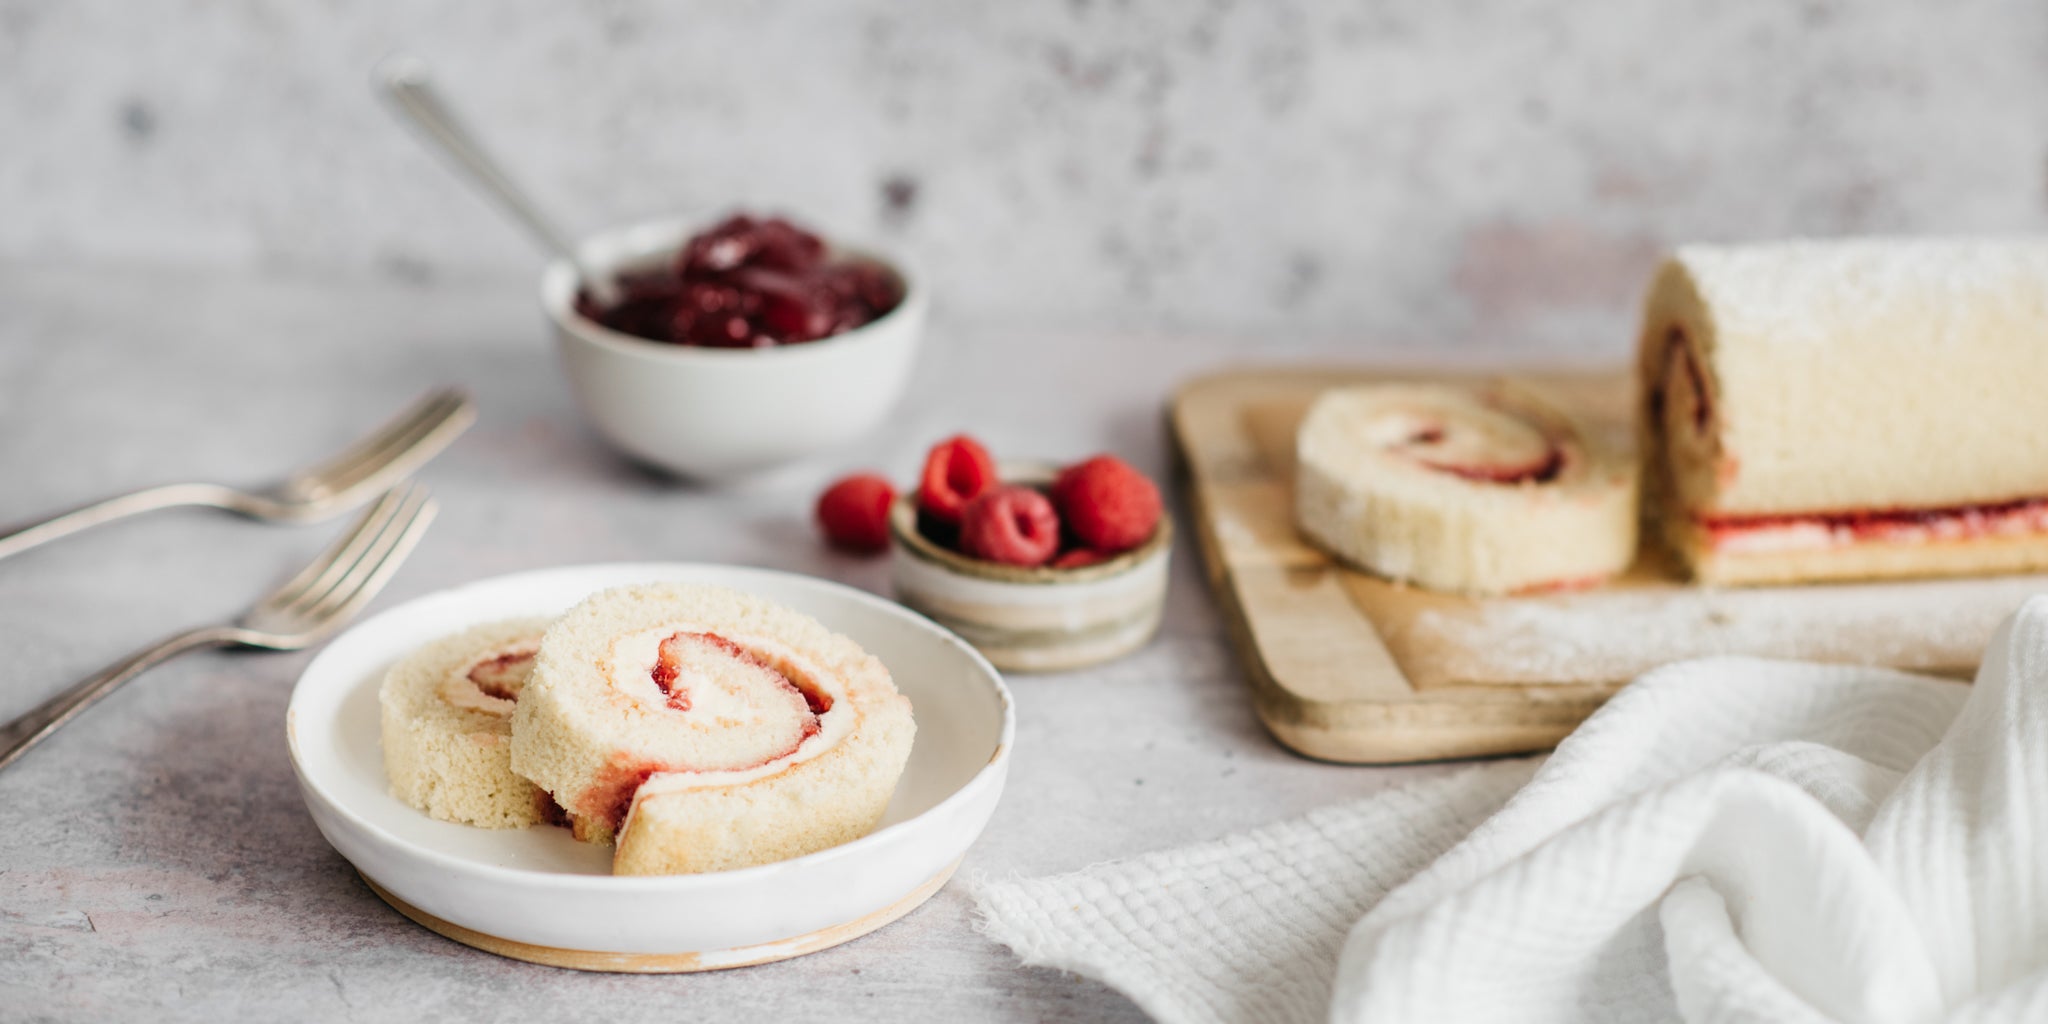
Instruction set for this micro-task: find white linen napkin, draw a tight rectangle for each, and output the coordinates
[977,596,2048,1023]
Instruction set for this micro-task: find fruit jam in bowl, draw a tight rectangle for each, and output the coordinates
[542,214,927,480]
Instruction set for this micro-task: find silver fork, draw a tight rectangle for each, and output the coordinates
[0,483,437,771]
[0,388,471,561]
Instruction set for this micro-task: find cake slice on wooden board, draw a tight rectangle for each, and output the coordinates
[1294,381,1639,596]
[380,618,555,829]
[1640,238,2048,585]
[511,582,915,876]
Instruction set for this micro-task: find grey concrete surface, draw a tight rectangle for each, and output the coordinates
[5,1,2046,356]
[0,264,1466,1022]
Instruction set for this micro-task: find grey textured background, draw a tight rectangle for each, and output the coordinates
[3,2,2045,1021]
[6,0,2046,355]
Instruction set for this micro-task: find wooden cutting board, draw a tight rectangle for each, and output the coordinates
[1170,367,2048,764]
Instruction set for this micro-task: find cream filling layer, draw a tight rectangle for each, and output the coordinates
[606,625,855,800]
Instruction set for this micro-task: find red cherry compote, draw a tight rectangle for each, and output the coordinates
[576,214,904,348]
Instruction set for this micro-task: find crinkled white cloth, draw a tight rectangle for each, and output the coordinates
[978,597,2048,1023]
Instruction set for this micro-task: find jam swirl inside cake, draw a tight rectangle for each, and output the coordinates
[505,582,917,874]
[467,649,537,702]
[1362,393,1565,485]
[576,630,841,835]
[436,644,540,716]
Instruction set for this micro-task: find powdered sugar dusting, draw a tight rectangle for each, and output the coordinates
[1400,574,2048,686]
[1675,237,2048,348]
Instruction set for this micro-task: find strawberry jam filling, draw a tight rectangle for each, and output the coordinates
[649,632,709,712]
[1703,496,2048,553]
[588,761,665,836]
[535,791,573,829]
[1366,387,1572,487]
[466,649,536,702]
[1394,413,1565,485]
[1509,573,1611,596]
[651,631,830,718]
[1648,326,1712,437]
[577,631,833,833]
[1417,447,1565,485]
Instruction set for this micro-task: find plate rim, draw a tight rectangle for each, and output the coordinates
[286,560,1016,892]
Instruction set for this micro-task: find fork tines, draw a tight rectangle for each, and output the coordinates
[257,483,437,630]
[281,389,475,505]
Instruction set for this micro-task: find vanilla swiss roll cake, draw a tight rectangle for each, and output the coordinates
[1640,238,2048,585]
[1295,381,1638,596]
[510,583,915,876]
[380,618,557,829]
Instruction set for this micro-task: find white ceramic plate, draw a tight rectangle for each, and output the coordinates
[286,563,1013,971]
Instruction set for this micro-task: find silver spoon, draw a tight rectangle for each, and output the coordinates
[375,53,621,307]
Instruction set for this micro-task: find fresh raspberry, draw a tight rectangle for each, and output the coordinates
[1050,548,1110,570]
[815,473,896,554]
[917,435,998,525]
[1052,455,1162,554]
[959,487,1061,567]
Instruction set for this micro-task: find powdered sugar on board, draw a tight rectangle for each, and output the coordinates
[1383,573,2048,688]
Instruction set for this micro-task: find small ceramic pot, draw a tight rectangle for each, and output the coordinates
[888,468,1172,672]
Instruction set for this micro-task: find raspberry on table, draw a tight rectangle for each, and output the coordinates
[917,435,998,525]
[959,486,1061,567]
[815,473,897,554]
[1052,455,1162,554]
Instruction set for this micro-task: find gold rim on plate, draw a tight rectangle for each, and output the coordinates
[359,857,961,974]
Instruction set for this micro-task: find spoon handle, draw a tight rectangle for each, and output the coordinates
[376,54,620,305]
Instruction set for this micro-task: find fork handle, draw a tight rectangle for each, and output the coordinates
[0,482,247,562]
[0,627,227,771]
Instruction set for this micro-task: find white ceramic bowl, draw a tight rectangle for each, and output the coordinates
[286,563,1011,971]
[541,220,928,480]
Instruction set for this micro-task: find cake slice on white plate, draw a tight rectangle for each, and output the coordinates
[380,618,556,829]
[511,582,915,876]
